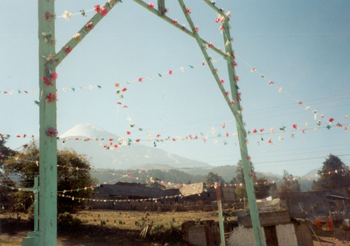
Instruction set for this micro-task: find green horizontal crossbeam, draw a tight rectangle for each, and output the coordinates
[176,0,246,137]
[50,1,120,68]
[133,0,232,62]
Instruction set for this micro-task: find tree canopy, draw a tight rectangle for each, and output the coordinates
[235,160,255,185]
[312,154,350,191]
[273,170,301,198]
[3,144,97,213]
[204,172,225,186]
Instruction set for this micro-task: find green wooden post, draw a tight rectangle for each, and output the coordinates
[221,17,265,246]
[216,184,226,246]
[38,0,57,245]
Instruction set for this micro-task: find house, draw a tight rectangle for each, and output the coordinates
[227,210,313,246]
[91,181,181,209]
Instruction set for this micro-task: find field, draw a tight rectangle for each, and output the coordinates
[0,210,220,246]
[2,210,350,245]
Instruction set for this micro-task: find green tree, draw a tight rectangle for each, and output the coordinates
[4,144,97,213]
[0,134,17,168]
[273,170,301,198]
[204,172,225,186]
[312,154,350,191]
[235,160,255,185]
[235,177,272,200]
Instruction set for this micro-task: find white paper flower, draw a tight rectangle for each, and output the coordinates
[211,127,215,134]
[63,11,73,20]
[180,67,184,72]
[88,85,93,90]
[305,106,310,110]
[305,122,309,126]
[127,116,132,121]
[278,87,284,93]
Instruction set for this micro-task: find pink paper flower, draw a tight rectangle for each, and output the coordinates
[94,5,101,13]
[233,62,237,66]
[46,127,58,137]
[231,100,235,105]
[186,8,191,14]
[149,2,154,8]
[195,26,199,32]
[235,75,239,81]
[50,71,58,81]
[302,129,306,134]
[65,46,72,53]
[85,22,94,31]
[100,7,108,16]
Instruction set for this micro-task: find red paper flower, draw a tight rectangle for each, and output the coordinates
[253,129,257,134]
[94,5,101,13]
[50,71,58,81]
[100,7,108,16]
[42,76,53,86]
[215,18,220,23]
[293,124,297,129]
[298,101,303,105]
[149,2,154,8]
[222,123,226,128]
[114,144,118,148]
[186,8,191,14]
[173,19,178,24]
[202,61,205,65]
[220,26,226,30]
[269,81,274,85]
[122,88,127,92]
[169,70,173,75]
[345,126,348,130]
[209,41,214,48]
[126,131,131,135]
[235,75,239,81]
[226,132,229,137]
[231,100,235,105]
[250,173,254,178]
[328,118,334,124]
[45,12,50,21]
[46,127,58,137]
[233,62,237,66]
[302,129,306,134]
[46,92,58,102]
[182,24,186,30]
[225,91,230,96]
[203,139,207,143]
[135,139,140,143]
[221,79,225,84]
[260,128,264,132]
[195,26,199,32]
[138,78,143,82]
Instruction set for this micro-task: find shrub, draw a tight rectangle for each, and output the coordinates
[57,212,82,232]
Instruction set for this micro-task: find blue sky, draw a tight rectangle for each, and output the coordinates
[1,0,349,176]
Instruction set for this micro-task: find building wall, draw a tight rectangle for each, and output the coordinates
[276,224,298,246]
[238,211,290,228]
[294,222,313,246]
[227,223,299,246]
[227,226,266,246]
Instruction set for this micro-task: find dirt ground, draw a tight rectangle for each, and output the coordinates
[1,210,350,245]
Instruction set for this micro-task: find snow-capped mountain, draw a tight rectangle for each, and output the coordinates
[58,123,211,170]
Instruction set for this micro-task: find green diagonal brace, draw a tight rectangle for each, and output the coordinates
[50,1,120,68]
[133,0,231,61]
[222,17,265,246]
[176,0,246,137]
[203,0,229,18]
